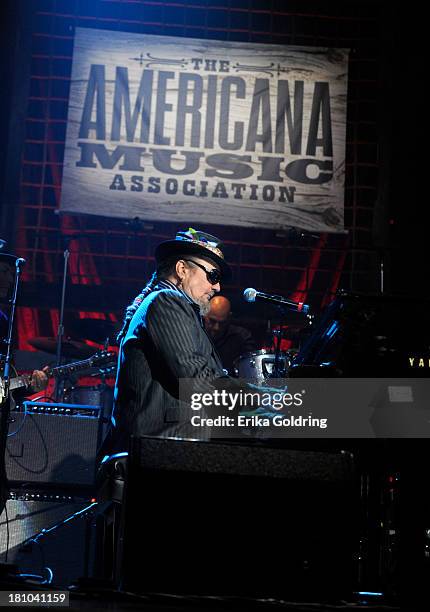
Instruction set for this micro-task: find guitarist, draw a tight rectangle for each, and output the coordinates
[0,309,49,403]
[1,310,49,513]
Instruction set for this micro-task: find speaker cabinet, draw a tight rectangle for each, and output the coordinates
[0,495,93,588]
[5,403,101,488]
[120,437,358,600]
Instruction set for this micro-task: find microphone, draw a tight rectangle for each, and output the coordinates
[243,288,310,314]
[15,257,26,267]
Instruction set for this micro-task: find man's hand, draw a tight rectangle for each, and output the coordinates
[30,366,49,392]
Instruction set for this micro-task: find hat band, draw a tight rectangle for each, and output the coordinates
[177,238,224,260]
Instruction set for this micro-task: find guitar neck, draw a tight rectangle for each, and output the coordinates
[48,352,114,379]
[9,375,31,392]
[5,351,115,396]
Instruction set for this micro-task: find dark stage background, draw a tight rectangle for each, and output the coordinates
[0,0,424,352]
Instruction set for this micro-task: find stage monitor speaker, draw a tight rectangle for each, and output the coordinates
[0,495,94,588]
[5,402,101,488]
[120,437,359,600]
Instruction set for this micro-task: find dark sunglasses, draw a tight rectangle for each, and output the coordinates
[182,259,222,285]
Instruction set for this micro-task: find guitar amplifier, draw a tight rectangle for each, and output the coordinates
[0,493,95,588]
[5,402,102,488]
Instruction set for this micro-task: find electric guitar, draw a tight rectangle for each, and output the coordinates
[0,350,116,404]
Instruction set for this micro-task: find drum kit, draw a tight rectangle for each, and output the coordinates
[234,349,294,385]
[233,323,307,385]
[26,310,310,391]
[27,317,309,386]
[26,323,305,398]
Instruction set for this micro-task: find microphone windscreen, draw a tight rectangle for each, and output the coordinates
[243,288,257,302]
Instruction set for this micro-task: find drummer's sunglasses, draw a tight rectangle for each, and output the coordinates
[182,259,222,285]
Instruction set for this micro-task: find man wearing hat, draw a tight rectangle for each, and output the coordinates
[112,228,232,447]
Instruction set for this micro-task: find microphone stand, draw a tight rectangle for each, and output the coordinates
[272,307,289,379]
[1,256,25,514]
[379,253,384,294]
[273,326,283,379]
[54,241,71,401]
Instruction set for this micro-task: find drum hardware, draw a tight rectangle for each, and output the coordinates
[63,384,113,418]
[62,379,114,443]
[270,319,311,368]
[233,349,293,385]
[232,315,305,383]
[51,242,72,401]
[272,325,287,378]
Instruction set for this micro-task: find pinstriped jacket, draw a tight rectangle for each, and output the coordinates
[111,281,226,449]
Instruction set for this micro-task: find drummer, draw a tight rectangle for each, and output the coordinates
[204,296,256,376]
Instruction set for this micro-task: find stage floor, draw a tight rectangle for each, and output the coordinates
[0,580,414,612]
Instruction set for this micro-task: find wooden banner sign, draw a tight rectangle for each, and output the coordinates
[60,28,349,233]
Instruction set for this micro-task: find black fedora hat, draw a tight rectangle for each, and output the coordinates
[155,228,231,280]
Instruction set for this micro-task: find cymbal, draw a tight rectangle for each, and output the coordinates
[28,337,96,358]
[69,318,118,345]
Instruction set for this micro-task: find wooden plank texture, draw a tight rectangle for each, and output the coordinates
[60,28,349,233]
